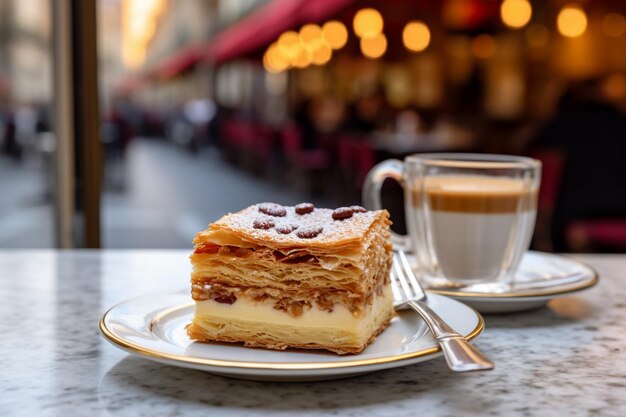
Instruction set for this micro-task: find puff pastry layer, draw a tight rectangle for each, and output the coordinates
[187,204,394,354]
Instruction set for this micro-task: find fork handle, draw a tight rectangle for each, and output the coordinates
[407,300,495,372]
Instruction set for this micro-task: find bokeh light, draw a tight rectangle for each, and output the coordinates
[471,34,496,59]
[278,31,302,61]
[603,73,626,101]
[360,33,387,59]
[263,43,290,73]
[353,9,383,39]
[525,23,549,47]
[299,24,333,66]
[602,13,626,38]
[300,24,323,45]
[500,0,532,29]
[402,21,431,52]
[322,21,348,50]
[291,48,312,68]
[311,44,333,66]
[557,5,588,38]
[263,52,278,74]
[442,0,473,29]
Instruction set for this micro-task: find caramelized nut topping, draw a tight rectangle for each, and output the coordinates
[350,205,368,213]
[213,294,237,305]
[258,203,287,217]
[332,207,354,220]
[275,224,297,235]
[296,226,323,239]
[253,218,275,230]
[295,203,315,215]
[288,303,304,317]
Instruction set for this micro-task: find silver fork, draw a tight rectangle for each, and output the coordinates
[391,250,494,372]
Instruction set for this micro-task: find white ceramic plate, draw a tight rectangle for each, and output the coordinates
[413,251,599,313]
[100,291,484,381]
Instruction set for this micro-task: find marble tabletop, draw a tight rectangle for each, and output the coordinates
[0,250,624,417]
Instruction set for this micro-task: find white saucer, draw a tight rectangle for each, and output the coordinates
[100,291,484,382]
[409,251,599,313]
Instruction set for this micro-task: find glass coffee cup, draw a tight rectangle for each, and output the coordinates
[364,153,541,287]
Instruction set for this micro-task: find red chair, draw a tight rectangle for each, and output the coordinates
[567,220,626,251]
[252,124,275,165]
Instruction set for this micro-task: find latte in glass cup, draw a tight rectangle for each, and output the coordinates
[363,153,541,288]
[409,175,538,283]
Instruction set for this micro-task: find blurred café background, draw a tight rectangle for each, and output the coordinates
[0,0,625,251]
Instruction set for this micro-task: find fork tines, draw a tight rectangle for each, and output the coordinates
[391,250,425,302]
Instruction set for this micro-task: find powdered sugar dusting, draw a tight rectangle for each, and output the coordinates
[206,203,387,247]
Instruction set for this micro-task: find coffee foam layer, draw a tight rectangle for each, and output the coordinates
[413,175,538,213]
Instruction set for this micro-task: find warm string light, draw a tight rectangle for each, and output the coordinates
[352,8,386,59]
[353,9,384,39]
[500,0,532,29]
[402,21,431,52]
[360,33,387,59]
[264,21,349,73]
[557,5,588,38]
[264,43,289,73]
[322,21,348,50]
[277,31,301,62]
[265,4,619,73]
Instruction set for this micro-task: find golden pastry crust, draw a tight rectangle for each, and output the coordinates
[191,205,392,297]
[186,310,394,355]
[193,204,391,251]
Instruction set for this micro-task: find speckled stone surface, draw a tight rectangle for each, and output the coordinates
[0,250,624,416]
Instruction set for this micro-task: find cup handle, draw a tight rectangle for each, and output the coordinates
[362,159,410,251]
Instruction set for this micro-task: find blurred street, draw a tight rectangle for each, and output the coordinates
[0,155,53,247]
[0,139,333,248]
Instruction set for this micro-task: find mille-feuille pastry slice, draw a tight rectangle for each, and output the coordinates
[187,202,394,354]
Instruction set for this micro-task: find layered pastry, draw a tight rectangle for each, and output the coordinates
[187,203,394,354]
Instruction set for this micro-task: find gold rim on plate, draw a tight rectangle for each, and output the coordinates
[99,299,485,371]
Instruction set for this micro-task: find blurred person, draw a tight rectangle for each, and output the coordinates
[184,98,216,147]
[293,97,345,150]
[293,98,316,150]
[14,105,37,151]
[106,96,141,158]
[0,106,19,159]
[164,99,216,153]
[395,109,423,134]
[346,91,390,134]
[35,103,51,135]
[311,96,346,135]
[529,77,626,252]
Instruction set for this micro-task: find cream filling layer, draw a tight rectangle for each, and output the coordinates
[194,285,393,333]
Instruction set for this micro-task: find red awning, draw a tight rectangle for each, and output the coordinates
[206,0,354,65]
